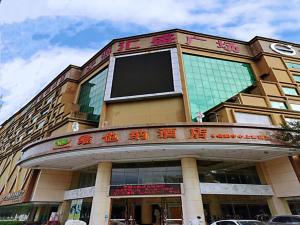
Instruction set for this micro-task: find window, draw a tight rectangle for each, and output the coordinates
[78,171,97,188]
[287,62,300,69]
[235,112,272,125]
[77,68,108,122]
[293,74,300,82]
[271,101,287,109]
[197,161,261,184]
[182,54,255,118]
[285,118,300,124]
[291,103,300,111]
[282,87,299,96]
[41,107,49,116]
[111,161,182,185]
[37,120,45,129]
[27,128,33,134]
[32,115,39,123]
[46,95,54,104]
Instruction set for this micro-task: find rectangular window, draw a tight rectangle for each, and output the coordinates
[271,101,287,109]
[290,103,300,111]
[77,68,108,122]
[282,87,299,96]
[287,62,300,69]
[182,54,255,119]
[111,161,182,185]
[235,112,272,125]
[293,75,300,82]
[197,160,261,185]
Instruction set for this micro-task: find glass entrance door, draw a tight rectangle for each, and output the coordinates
[110,197,182,225]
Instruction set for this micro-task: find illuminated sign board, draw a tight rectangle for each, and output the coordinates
[109,184,181,196]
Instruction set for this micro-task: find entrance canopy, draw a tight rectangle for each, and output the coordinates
[19,123,299,170]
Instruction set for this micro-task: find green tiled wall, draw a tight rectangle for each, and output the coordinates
[183,54,255,119]
[77,68,108,121]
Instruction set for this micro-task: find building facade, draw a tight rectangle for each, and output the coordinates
[0,29,300,225]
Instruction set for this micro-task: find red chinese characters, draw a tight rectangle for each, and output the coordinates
[190,128,207,139]
[128,130,148,141]
[157,128,176,139]
[150,33,176,46]
[77,135,93,145]
[216,40,240,53]
[100,47,112,61]
[185,35,207,45]
[109,184,181,196]
[117,39,140,52]
[102,132,119,143]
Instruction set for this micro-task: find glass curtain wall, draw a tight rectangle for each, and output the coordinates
[182,54,255,119]
[77,68,108,122]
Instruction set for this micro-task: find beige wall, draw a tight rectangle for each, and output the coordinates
[31,169,72,202]
[261,157,300,197]
[105,97,186,126]
[240,94,268,107]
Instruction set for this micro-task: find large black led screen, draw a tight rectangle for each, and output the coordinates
[110,51,174,98]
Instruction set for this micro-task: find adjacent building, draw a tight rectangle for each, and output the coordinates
[0,29,300,225]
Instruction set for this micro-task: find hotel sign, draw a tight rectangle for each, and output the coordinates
[20,124,280,163]
[109,184,181,196]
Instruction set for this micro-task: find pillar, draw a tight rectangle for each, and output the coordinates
[268,197,292,215]
[58,201,71,225]
[141,198,153,224]
[89,162,112,225]
[208,196,222,219]
[181,158,205,225]
[257,161,293,216]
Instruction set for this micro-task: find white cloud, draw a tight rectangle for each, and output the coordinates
[0,47,96,124]
[1,0,300,41]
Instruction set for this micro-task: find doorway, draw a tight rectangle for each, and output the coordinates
[110,197,182,225]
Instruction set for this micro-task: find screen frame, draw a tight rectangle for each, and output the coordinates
[104,48,182,102]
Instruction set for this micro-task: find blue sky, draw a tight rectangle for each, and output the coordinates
[0,0,300,124]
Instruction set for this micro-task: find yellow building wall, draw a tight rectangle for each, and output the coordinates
[105,97,186,126]
[261,157,300,197]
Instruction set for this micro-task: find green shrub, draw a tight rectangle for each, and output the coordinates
[0,221,25,225]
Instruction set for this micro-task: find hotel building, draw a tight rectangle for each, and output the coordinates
[0,29,300,225]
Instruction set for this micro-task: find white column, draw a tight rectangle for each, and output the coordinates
[181,158,205,225]
[89,162,112,225]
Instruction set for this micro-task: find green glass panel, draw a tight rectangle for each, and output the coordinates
[183,54,255,119]
[271,101,287,109]
[287,62,300,69]
[77,68,108,122]
[282,87,299,96]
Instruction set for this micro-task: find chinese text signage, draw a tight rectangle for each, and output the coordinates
[109,184,181,196]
